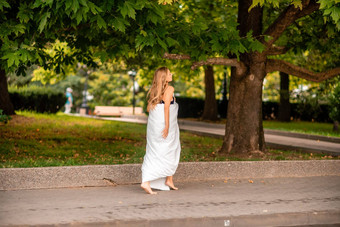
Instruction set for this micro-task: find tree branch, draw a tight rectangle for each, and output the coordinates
[264,0,319,48]
[163,53,246,74]
[191,58,241,70]
[163,53,191,60]
[266,59,340,82]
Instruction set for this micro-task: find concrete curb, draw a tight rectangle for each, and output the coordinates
[13,210,338,227]
[1,160,339,191]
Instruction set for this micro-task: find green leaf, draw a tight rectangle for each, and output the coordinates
[157,38,168,51]
[140,30,147,37]
[17,4,33,23]
[33,0,43,8]
[97,15,107,29]
[45,0,53,7]
[88,1,102,15]
[147,12,160,24]
[166,37,178,47]
[38,12,51,33]
[119,1,136,19]
[330,6,340,23]
[72,0,80,13]
[0,0,11,11]
[249,39,265,52]
[248,0,265,12]
[292,0,302,10]
[319,0,332,10]
[78,0,87,6]
[12,24,26,36]
[112,17,126,32]
[210,38,222,52]
[2,52,18,68]
[158,0,173,5]
[65,0,72,10]
[76,9,83,24]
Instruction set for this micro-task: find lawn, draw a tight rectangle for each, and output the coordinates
[263,121,339,138]
[0,111,337,168]
[186,118,340,137]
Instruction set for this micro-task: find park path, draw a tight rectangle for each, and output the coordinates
[99,115,340,156]
[1,176,339,226]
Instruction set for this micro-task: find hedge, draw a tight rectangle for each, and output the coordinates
[176,97,331,122]
[9,86,66,113]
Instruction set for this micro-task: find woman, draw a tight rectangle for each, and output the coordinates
[141,67,181,195]
[64,87,73,113]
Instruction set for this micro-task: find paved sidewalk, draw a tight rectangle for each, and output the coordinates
[98,115,340,156]
[1,176,339,226]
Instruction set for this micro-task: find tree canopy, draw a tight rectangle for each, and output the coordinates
[1,0,340,153]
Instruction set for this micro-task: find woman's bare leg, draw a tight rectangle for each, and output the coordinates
[165,176,178,190]
[141,181,157,194]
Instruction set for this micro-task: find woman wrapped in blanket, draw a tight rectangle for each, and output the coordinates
[141,67,181,195]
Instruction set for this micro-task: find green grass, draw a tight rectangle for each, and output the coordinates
[263,120,340,138]
[0,111,337,168]
[187,118,340,138]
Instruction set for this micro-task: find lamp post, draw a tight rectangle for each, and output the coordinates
[128,69,137,115]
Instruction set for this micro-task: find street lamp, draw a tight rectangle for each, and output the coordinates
[128,69,137,115]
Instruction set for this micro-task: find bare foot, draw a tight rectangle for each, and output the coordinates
[141,182,157,195]
[165,181,178,190]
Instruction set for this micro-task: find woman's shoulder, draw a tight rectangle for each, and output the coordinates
[165,86,174,93]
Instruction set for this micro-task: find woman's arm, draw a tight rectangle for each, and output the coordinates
[162,86,174,139]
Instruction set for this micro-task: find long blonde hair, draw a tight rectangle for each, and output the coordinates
[147,67,169,112]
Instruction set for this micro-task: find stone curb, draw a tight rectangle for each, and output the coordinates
[9,210,337,227]
[1,160,339,191]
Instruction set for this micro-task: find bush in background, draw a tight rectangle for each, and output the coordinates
[0,109,11,123]
[328,84,340,131]
[176,97,331,122]
[9,86,66,113]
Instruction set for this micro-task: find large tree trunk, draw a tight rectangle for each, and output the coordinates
[220,0,265,154]
[220,54,266,154]
[0,69,15,115]
[278,71,291,122]
[202,65,218,121]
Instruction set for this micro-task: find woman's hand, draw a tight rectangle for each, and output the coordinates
[162,127,169,139]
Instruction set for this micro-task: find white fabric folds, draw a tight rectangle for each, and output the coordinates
[142,102,181,190]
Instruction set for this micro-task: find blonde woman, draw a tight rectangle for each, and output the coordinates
[141,67,181,195]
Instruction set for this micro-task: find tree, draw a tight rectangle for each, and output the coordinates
[164,0,340,154]
[278,71,291,121]
[201,65,218,121]
[0,0,169,114]
[2,0,339,155]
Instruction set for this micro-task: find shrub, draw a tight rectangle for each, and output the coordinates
[175,96,331,122]
[0,109,11,123]
[329,84,340,123]
[176,97,204,118]
[8,86,66,113]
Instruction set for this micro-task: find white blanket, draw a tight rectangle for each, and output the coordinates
[142,102,181,190]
